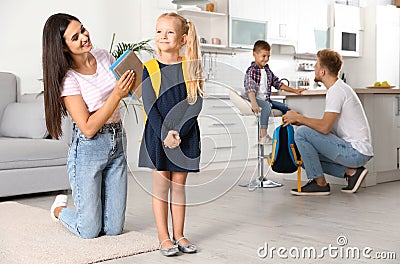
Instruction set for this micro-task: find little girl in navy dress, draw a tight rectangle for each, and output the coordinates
[138,13,203,256]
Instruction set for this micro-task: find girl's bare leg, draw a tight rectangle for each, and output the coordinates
[170,171,192,245]
[152,170,174,248]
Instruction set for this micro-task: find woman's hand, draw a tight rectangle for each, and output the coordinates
[115,70,135,98]
[163,130,181,149]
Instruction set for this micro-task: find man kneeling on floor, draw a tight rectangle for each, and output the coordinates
[283,49,373,196]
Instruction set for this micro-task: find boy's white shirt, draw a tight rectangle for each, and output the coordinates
[325,79,373,156]
[256,69,268,100]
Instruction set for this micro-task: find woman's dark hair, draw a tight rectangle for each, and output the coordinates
[42,13,80,139]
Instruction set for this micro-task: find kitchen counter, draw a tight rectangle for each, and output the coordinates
[203,83,400,185]
[275,87,400,96]
[280,88,400,187]
[354,87,400,94]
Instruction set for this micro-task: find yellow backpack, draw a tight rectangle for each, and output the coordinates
[142,57,190,124]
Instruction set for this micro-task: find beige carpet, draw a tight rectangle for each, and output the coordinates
[0,201,158,264]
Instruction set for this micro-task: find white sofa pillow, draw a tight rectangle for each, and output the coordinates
[0,102,48,139]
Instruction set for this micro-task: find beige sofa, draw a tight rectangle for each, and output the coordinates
[0,72,70,197]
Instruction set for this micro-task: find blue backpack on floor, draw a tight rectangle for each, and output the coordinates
[267,122,303,192]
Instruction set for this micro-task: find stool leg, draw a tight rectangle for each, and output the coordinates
[258,147,283,188]
[255,115,284,188]
[238,114,283,188]
[257,115,264,181]
[258,115,283,188]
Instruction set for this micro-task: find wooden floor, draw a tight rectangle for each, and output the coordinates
[8,167,400,263]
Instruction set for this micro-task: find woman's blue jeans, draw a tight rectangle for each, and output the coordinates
[59,123,128,239]
[256,99,289,129]
[295,126,372,179]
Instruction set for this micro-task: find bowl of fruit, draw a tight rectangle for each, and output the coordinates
[367,81,395,89]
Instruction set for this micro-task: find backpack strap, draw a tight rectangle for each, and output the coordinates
[142,57,189,125]
[268,125,281,166]
[286,123,303,192]
[297,167,302,192]
[286,125,302,165]
[143,58,161,98]
[181,57,190,90]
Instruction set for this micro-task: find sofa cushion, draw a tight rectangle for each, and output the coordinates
[0,138,67,170]
[0,73,17,130]
[0,102,47,139]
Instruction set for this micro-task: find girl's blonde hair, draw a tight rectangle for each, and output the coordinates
[158,12,204,104]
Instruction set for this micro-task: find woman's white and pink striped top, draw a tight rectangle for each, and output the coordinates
[61,49,120,123]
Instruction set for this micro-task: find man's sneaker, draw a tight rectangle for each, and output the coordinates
[259,135,272,145]
[290,179,330,196]
[341,166,368,193]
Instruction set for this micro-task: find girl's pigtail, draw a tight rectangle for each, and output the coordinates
[185,20,204,104]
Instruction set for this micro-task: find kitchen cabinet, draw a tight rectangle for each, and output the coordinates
[229,0,298,45]
[331,3,362,30]
[357,91,400,186]
[229,0,265,21]
[342,4,399,88]
[178,0,229,48]
[285,93,325,119]
[328,4,363,57]
[199,97,258,170]
[265,0,298,45]
[296,0,329,54]
[199,80,285,171]
[357,93,400,177]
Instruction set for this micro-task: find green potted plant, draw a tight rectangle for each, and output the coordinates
[109,34,155,59]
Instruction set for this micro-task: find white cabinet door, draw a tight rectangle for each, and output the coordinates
[229,0,266,21]
[199,98,258,168]
[296,0,329,53]
[265,0,298,42]
[230,0,300,45]
[333,3,361,30]
[368,94,400,172]
[303,0,329,29]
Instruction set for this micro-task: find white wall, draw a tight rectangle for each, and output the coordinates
[0,0,175,94]
[1,0,398,94]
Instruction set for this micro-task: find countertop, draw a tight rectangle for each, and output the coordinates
[277,87,400,96]
[204,87,400,100]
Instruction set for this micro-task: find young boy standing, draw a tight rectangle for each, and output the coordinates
[244,40,305,144]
